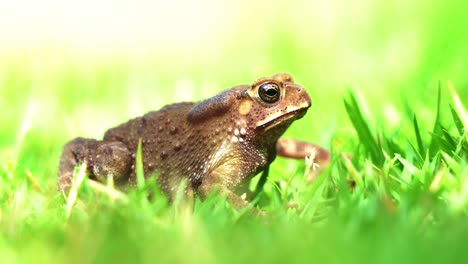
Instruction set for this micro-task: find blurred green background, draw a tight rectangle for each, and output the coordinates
[2,0,467,167]
[2,0,467,145]
[1,0,468,263]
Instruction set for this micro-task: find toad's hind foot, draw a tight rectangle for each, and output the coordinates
[93,142,132,183]
[57,138,132,191]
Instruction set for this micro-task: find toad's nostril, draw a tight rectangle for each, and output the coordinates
[296,87,302,93]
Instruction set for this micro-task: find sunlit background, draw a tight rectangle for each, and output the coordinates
[2,0,467,83]
[1,0,467,159]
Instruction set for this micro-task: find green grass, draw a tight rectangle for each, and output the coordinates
[2,1,468,262]
[1,59,467,263]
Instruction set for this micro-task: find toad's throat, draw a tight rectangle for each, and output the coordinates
[256,108,308,132]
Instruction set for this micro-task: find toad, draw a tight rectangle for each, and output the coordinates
[58,73,329,209]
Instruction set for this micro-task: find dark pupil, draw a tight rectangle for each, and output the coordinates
[265,87,277,97]
[259,83,280,103]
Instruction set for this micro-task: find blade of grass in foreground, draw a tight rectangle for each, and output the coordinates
[450,105,465,137]
[448,81,468,130]
[344,91,384,166]
[65,163,87,219]
[413,114,425,156]
[136,139,145,190]
[428,84,442,157]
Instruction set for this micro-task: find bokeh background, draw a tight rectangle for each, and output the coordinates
[0,0,467,193]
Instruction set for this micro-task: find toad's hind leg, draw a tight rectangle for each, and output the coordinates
[57,138,133,191]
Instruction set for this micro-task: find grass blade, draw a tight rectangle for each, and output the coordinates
[400,129,424,166]
[448,81,468,130]
[413,114,425,155]
[429,83,442,157]
[450,105,465,136]
[65,163,87,219]
[441,128,457,150]
[136,138,145,190]
[344,91,384,166]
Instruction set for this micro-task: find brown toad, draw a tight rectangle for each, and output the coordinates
[58,73,325,209]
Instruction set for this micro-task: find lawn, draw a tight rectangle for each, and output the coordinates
[1,1,468,263]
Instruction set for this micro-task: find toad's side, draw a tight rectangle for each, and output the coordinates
[58,73,314,209]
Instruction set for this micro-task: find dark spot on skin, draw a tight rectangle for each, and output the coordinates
[174,142,181,151]
[170,126,178,135]
[166,118,171,124]
[160,151,168,159]
[158,126,163,132]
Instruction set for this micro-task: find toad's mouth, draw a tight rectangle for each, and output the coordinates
[257,108,308,132]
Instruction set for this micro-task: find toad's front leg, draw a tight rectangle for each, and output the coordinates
[198,168,251,211]
[58,138,133,191]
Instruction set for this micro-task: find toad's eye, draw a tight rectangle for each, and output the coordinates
[258,82,281,104]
